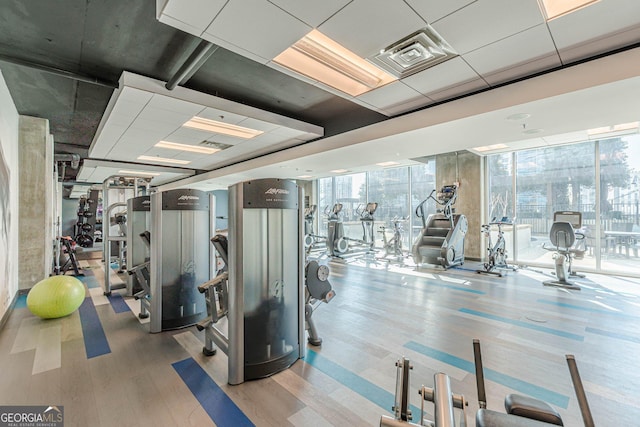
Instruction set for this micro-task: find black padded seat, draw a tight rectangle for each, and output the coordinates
[505,394,563,426]
[476,409,559,427]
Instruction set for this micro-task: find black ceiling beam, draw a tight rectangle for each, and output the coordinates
[0,53,117,89]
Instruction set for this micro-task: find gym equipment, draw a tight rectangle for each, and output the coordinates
[380,357,468,427]
[345,202,378,251]
[201,231,335,351]
[378,216,408,262]
[54,236,83,276]
[473,339,564,426]
[326,203,350,256]
[126,195,150,296]
[412,185,468,269]
[27,276,85,319]
[542,211,586,291]
[102,174,150,296]
[303,205,319,248]
[148,188,211,332]
[127,231,151,319]
[565,355,595,427]
[196,178,304,385]
[304,260,335,345]
[477,217,516,277]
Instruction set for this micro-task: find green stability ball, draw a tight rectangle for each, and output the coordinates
[27,276,86,319]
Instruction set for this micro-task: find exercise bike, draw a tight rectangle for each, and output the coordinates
[378,216,409,262]
[542,211,586,291]
[477,217,516,277]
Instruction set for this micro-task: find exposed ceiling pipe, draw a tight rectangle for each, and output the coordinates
[55,153,81,169]
[166,40,218,91]
[0,53,117,89]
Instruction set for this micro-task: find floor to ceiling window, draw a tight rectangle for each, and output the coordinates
[311,159,436,251]
[488,130,640,276]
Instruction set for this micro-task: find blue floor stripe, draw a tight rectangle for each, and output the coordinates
[107,293,131,313]
[172,357,254,427]
[586,327,640,344]
[459,308,584,341]
[404,341,569,409]
[537,299,632,317]
[78,271,100,289]
[14,294,27,309]
[304,348,422,417]
[78,297,111,359]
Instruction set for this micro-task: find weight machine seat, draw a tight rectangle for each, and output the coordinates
[505,394,563,426]
[476,409,559,427]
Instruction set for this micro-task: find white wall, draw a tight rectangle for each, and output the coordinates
[0,69,20,320]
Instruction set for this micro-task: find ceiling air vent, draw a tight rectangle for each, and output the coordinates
[370,26,457,79]
[199,141,233,150]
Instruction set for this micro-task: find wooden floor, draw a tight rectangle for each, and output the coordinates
[1,257,639,426]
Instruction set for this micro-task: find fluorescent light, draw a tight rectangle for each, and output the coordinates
[587,121,639,139]
[118,170,161,177]
[376,161,400,167]
[330,169,349,174]
[538,0,599,20]
[473,144,509,152]
[274,29,396,97]
[297,175,313,179]
[183,117,263,139]
[587,122,639,136]
[155,140,220,154]
[137,155,191,165]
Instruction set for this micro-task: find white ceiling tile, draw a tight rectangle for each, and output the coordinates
[200,32,270,64]
[356,80,428,110]
[431,0,544,54]
[159,0,226,34]
[147,94,204,115]
[383,96,435,116]
[267,127,306,139]
[318,0,426,57]
[206,133,248,145]
[405,0,477,23]
[136,107,193,127]
[267,0,351,27]
[196,107,247,125]
[204,0,311,60]
[402,57,482,96]
[548,0,640,51]
[238,117,279,133]
[481,53,561,86]
[156,14,206,38]
[427,77,488,101]
[130,117,177,135]
[558,25,640,64]
[463,24,559,75]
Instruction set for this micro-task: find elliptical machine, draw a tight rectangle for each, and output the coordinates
[326,203,349,257]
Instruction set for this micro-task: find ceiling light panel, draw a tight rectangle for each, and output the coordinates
[183,116,264,138]
[376,161,401,167]
[138,155,191,165]
[155,140,221,154]
[538,0,600,20]
[274,29,396,97]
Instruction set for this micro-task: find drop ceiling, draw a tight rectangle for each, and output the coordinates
[0,0,638,188]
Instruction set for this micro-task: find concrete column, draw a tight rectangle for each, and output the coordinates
[18,116,53,289]
[436,151,483,260]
